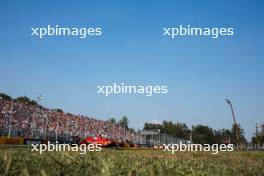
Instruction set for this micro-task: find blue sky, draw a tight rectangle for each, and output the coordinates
[0,0,264,139]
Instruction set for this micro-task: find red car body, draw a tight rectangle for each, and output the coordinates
[80,136,112,147]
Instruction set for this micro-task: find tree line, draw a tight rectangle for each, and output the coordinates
[143,121,257,145]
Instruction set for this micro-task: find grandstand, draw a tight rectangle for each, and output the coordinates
[0,94,190,146]
[0,96,135,143]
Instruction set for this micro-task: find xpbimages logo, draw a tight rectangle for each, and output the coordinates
[163,142,234,155]
[163,25,234,39]
[31,25,102,39]
[31,141,102,154]
[97,83,168,96]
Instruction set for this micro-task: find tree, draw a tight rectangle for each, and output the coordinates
[214,129,232,144]
[173,123,190,139]
[191,125,216,144]
[15,96,32,104]
[144,123,164,132]
[15,96,38,106]
[14,96,42,107]
[144,121,190,140]
[231,123,247,144]
[119,116,129,129]
[54,109,63,113]
[0,93,12,100]
[109,118,116,124]
[163,121,175,134]
[252,135,264,145]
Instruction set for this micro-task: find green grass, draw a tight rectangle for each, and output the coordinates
[0,148,264,176]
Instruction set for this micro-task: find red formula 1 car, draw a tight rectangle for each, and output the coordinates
[80,135,137,148]
[80,135,114,147]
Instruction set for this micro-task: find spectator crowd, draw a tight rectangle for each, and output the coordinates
[0,98,135,142]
